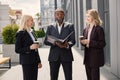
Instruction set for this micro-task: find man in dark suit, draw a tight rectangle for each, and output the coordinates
[44,8,76,80]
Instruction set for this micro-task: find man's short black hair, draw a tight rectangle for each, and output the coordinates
[55,8,64,14]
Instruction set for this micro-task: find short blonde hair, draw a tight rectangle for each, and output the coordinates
[86,9,103,26]
[19,15,32,31]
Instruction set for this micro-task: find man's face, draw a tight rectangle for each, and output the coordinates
[55,11,64,23]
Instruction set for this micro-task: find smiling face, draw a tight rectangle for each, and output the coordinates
[27,17,34,28]
[86,13,94,24]
[85,9,103,26]
[55,11,64,23]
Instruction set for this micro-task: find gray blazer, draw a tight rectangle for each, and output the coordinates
[44,22,76,62]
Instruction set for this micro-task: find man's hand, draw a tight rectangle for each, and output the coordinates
[55,41,68,48]
[38,63,42,69]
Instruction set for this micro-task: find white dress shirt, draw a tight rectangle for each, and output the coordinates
[28,29,36,42]
[57,23,63,34]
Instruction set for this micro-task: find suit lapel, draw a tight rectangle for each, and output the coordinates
[84,26,89,39]
[25,30,34,43]
[55,22,65,35]
[55,23,60,35]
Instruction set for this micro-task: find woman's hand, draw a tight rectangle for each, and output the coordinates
[30,44,39,50]
[38,63,42,69]
[80,39,90,45]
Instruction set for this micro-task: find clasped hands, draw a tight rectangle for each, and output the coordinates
[55,41,69,48]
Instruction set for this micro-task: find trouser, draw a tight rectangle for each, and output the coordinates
[22,64,38,80]
[85,65,100,80]
[49,61,72,80]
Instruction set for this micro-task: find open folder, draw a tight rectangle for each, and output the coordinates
[47,31,74,44]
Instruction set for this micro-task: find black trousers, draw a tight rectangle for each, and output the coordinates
[49,61,72,80]
[22,64,38,80]
[85,65,100,80]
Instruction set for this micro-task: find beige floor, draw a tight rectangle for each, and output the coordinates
[0,47,120,80]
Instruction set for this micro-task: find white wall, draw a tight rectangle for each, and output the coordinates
[34,18,39,30]
[0,4,10,32]
[73,0,77,31]
[83,0,86,28]
[117,0,120,77]
[77,0,81,35]
[109,0,119,77]
[91,0,98,9]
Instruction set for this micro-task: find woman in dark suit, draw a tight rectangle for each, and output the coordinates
[80,9,106,80]
[15,15,42,80]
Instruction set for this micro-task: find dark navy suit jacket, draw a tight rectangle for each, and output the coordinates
[82,26,106,67]
[15,30,41,64]
[44,22,76,62]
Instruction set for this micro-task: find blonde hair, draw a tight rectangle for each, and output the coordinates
[18,15,32,31]
[86,9,103,26]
